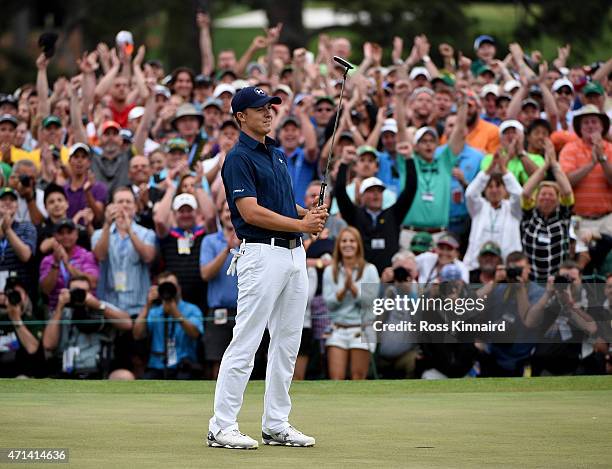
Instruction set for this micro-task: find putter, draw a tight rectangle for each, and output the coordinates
[317,56,354,207]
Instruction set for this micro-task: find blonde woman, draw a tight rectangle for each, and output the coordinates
[323,227,380,380]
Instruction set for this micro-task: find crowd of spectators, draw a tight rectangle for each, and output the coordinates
[0,14,611,380]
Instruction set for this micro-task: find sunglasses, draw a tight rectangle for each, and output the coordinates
[556,89,573,96]
[316,107,334,112]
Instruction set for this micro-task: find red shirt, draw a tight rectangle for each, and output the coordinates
[109,101,136,129]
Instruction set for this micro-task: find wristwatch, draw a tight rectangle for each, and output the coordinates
[13,320,24,329]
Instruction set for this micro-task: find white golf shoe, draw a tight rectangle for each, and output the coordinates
[262,425,315,447]
[207,429,259,449]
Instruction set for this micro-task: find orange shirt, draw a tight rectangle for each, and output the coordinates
[466,118,500,155]
[551,130,579,154]
[559,139,612,217]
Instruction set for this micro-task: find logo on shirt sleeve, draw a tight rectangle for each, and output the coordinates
[233,189,245,193]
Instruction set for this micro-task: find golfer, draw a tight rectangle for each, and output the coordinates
[207,87,328,449]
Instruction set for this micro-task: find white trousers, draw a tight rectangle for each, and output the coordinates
[209,242,308,435]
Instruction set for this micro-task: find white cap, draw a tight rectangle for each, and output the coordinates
[273,84,293,96]
[552,77,574,93]
[499,119,524,135]
[409,66,431,81]
[69,142,91,157]
[413,126,438,144]
[172,193,198,211]
[128,106,145,121]
[480,84,500,98]
[503,80,521,93]
[359,177,386,194]
[232,79,250,91]
[213,83,237,98]
[381,118,398,134]
[154,85,171,99]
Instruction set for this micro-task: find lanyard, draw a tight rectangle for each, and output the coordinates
[0,239,8,263]
[59,260,71,285]
[419,159,438,193]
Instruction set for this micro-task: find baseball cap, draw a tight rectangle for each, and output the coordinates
[440,263,463,282]
[273,84,293,97]
[0,187,17,200]
[100,120,121,134]
[166,137,188,153]
[246,62,266,76]
[172,193,197,211]
[128,106,145,121]
[194,74,212,87]
[474,35,495,50]
[552,78,574,93]
[521,98,540,110]
[203,97,223,111]
[280,116,300,129]
[231,86,282,114]
[414,126,438,144]
[0,113,18,128]
[410,232,433,254]
[69,142,91,157]
[357,145,378,158]
[499,119,524,135]
[437,233,460,249]
[215,69,237,81]
[473,63,494,77]
[120,129,133,142]
[232,80,250,91]
[338,131,355,142]
[154,85,171,99]
[315,96,335,107]
[53,218,77,233]
[213,83,237,99]
[411,87,434,99]
[480,84,500,98]
[431,74,456,88]
[496,93,512,104]
[359,177,386,195]
[479,241,502,257]
[409,66,431,81]
[582,81,605,96]
[172,104,203,130]
[503,80,522,94]
[42,115,62,128]
[381,118,398,134]
[0,94,18,109]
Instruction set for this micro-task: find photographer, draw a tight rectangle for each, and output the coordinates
[377,251,421,378]
[525,261,597,375]
[133,271,203,379]
[0,276,44,377]
[42,275,132,379]
[417,264,479,379]
[7,160,46,225]
[477,251,544,377]
[0,187,37,292]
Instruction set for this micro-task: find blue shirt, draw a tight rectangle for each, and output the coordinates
[222,131,299,240]
[200,231,238,308]
[92,222,157,317]
[435,144,483,220]
[481,114,502,126]
[146,300,204,369]
[284,146,317,206]
[377,151,402,196]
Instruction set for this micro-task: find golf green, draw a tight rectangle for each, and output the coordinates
[1,377,611,468]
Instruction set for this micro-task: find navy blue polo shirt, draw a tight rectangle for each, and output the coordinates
[222,131,299,240]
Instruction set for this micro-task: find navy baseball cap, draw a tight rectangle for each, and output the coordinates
[474,35,495,50]
[231,86,282,114]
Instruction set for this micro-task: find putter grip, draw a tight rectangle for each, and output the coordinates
[317,182,327,207]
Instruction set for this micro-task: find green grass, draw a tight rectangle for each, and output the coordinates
[2,377,611,468]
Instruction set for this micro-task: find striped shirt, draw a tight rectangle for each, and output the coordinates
[521,195,574,282]
[559,139,612,217]
[92,222,157,317]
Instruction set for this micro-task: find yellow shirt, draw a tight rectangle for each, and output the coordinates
[11,146,70,168]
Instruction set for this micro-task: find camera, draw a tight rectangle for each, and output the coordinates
[393,267,410,283]
[5,288,21,307]
[19,175,32,187]
[70,288,87,306]
[157,282,177,304]
[50,145,61,161]
[505,266,523,281]
[553,274,572,292]
[38,32,58,59]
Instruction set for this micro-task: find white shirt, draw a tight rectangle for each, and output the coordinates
[15,189,47,223]
[415,251,469,284]
[463,171,523,270]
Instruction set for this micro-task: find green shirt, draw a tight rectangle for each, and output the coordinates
[402,146,457,228]
[480,152,545,185]
[0,162,11,183]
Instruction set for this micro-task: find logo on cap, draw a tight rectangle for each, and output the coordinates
[255,88,265,96]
